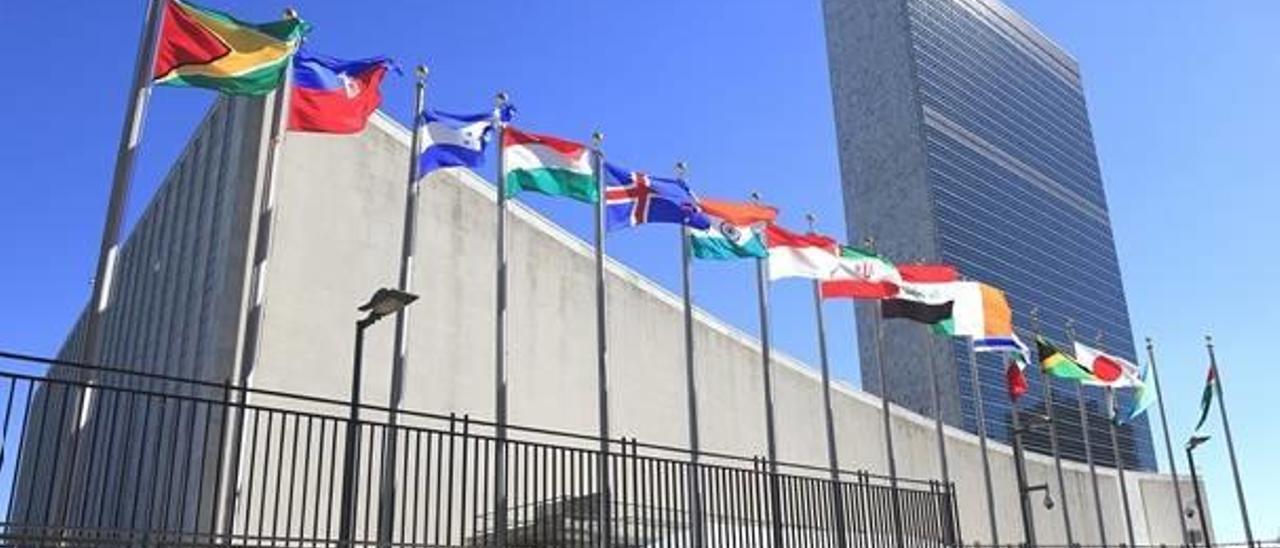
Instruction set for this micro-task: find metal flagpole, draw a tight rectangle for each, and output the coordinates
[1105,386,1138,547]
[1066,320,1108,547]
[1146,337,1191,544]
[593,134,612,547]
[1030,309,1074,546]
[865,238,904,548]
[922,324,955,541]
[492,92,511,548]
[965,337,1000,546]
[751,194,785,548]
[806,215,849,548]
[1205,335,1256,548]
[676,162,705,548]
[377,64,428,547]
[222,14,302,540]
[56,0,165,529]
[80,0,165,366]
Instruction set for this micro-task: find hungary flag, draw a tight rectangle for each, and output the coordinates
[689,199,777,260]
[501,126,596,203]
[820,246,901,299]
[152,0,309,95]
[1194,365,1217,431]
[1036,336,1094,380]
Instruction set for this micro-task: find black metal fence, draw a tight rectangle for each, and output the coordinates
[0,350,960,547]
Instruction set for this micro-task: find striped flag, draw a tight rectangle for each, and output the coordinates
[763,224,840,280]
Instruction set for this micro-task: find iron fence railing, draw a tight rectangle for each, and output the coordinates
[0,350,961,547]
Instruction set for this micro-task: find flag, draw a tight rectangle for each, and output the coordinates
[288,51,394,134]
[763,224,840,280]
[152,0,308,95]
[974,332,1030,359]
[502,127,595,203]
[1006,357,1029,401]
[604,164,710,231]
[936,282,1012,339]
[1119,364,1157,425]
[689,199,777,260]
[1036,336,1094,380]
[879,264,960,325]
[418,109,505,176]
[1194,365,1217,431]
[1073,342,1140,387]
[819,246,901,299]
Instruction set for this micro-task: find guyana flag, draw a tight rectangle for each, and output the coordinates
[152,0,309,95]
[1035,336,1094,380]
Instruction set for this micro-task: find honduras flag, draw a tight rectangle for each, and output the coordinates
[417,106,514,177]
[604,163,710,232]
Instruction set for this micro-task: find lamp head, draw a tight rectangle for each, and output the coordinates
[1186,435,1211,450]
[358,288,418,320]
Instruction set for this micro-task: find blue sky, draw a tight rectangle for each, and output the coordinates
[0,0,1276,542]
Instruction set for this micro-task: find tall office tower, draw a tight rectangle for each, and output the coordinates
[823,0,1156,470]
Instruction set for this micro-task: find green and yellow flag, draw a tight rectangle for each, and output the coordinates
[1036,336,1093,380]
[151,0,309,95]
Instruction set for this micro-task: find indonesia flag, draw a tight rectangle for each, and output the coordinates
[288,50,394,134]
[1073,342,1140,387]
[764,224,840,281]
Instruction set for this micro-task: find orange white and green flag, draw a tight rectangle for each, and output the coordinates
[152,0,309,95]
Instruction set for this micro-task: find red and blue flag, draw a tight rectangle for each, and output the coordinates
[288,50,396,134]
[604,163,710,231]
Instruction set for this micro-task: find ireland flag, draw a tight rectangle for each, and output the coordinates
[690,199,777,260]
[501,126,596,203]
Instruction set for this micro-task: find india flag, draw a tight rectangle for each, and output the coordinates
[501,126,596,203]
[690,199,777,260]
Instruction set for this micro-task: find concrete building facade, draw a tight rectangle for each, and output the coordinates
[822,0,1158,472]
[27,92,1202,545]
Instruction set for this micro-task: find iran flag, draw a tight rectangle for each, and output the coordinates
[763,224,840,280]
[1072,342,1140,387]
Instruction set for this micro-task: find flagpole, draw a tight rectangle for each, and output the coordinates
[1146,337,1191,544]
[492,91,511,548]
[966,336,1000,546]
[1205,335,1255,548]
[593,133,613,547]
[805,215,849,548]
[751,193,784,547]
[376,64,428,547]
[922,323,955,539]
[1066,320,1108,547]
[1105,386,1138,547]
[865,237,905,548]
[57,0,165,531]
[80,0,165,366]
[1030,309,1074,546]
[675,163,705,548]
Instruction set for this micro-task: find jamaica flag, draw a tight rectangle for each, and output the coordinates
[1036,336,1094,380]
[152,0,309,95]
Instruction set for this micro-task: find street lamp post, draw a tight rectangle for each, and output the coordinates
[1185,435,1212,548]
[338,288,419,548]
[1012,411,1056,548]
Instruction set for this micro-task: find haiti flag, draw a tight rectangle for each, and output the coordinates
[288,50,396,134]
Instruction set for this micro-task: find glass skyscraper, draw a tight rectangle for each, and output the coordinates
[823,0,1156,470]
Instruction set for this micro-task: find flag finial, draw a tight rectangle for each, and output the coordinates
[495,92,509,108]
[749,191,761,204]
[591,131,604,148]
[675,161,687,179]
[1145,336,1153,347]
[415,65,429,81]
[283,7,299,19]
[804,213,816,233]
[1205,334,1214,347]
